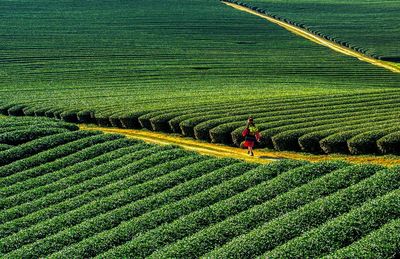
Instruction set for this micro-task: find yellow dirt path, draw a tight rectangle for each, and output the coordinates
[80,125,400,166]
[222,1,400,74]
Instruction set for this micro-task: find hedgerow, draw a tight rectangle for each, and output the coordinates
[377,131,400,154]
[324,218,400,258]
[7,104,26,116]
[0,144,12,151]
[33,161,252,258]
[263,189,400,258]
[266,112,390,150]
[321,130,376,154]
[0,132,120,184]
[211,94,399,145]
[0,128,69,146]
[0,157,233,257]
[0,146,181,222]
[151,163,379,258]
[205,166,400,258]
[0,138,141,203]
[315,119,400,154]
[0,119,78,131]
[118,111,150,129]
[348,127,400,154]
[231,105,400,148]
[0,146,174,238]
[68,160,306,259]
[99,161,347,258]
[0,130,102,173]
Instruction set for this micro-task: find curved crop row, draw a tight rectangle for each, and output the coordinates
[0,157,234,257]
[230,105,400,148]
[0,146,184,224]
[26,162,255,258]
[377,131,400,154]
[0,146,177,238]
[149,163,380,258]
[202,94,400,143]
[205,166,400,258]
[348,126,400,154]
[154,91,391,136]
[55,160,305,258]
[263,189,399,258]
[0,128,69,146]
[98,161,348,258]
[0,132,121,185]
[0,138,142,202]
[324,218,400,258]
[0,144,12,151]
[0,131,102,175]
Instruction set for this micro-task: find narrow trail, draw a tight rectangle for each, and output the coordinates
[80,125,400,166]
[222,1,400,74]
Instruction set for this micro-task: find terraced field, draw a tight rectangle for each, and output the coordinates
[1,0,400,154]
[0,117,399,258]
[242,0,400,60]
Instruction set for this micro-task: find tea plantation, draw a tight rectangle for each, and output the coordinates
[0,117,398,258]
[1,0,400,154]
[242,0,400,60]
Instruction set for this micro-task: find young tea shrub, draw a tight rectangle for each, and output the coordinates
[204,167,399,258]
[348,127,400,154]
[377,131,400,154]
[263,189,400,258]
[324,218,400,258]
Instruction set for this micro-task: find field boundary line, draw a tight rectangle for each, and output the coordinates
[80,125,400,166]
[222,1,400,73]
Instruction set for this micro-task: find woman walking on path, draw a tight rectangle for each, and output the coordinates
[242,117,261,156]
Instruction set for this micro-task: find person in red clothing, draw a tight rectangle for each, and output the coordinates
[242,117,260,156]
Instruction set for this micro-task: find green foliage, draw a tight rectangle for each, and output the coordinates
[324,218,400,258]
[0,119,398,258]
[377,131,400,154]
[204,167,400,258]
[1,0,400,154]
[240,0,400,58]
[263,189,400,258]
[153,163,378,258]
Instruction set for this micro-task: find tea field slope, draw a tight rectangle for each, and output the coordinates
[1,0,400,154]
[243,0,400,60]
[0,117,399,258]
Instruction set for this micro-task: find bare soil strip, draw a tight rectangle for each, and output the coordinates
[222,1,400,73]
[80,125,400,166]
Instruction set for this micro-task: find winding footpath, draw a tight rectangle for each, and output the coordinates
[81,125,400,166]
[222,1,400,74]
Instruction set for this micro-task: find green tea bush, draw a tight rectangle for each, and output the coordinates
[0,144,12,151]
[0,128,69,146]
[0,131,103,171]
[377,131,400,154]
[1,157,233,257]
[0,146,174,238]
[324,218,400,258]
[152,163,378,258]
[1,138,139,201]
[100,161,347,258]
[264,189,400,258]
[205,167,400,258]
[32,162,254,258]
[348,127,400,154]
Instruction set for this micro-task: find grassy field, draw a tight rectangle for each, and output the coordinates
[0,116,399,258]
[1,0,400,154]
[243,0,400,60]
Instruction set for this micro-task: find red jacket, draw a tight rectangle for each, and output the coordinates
[242,128,261,141]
